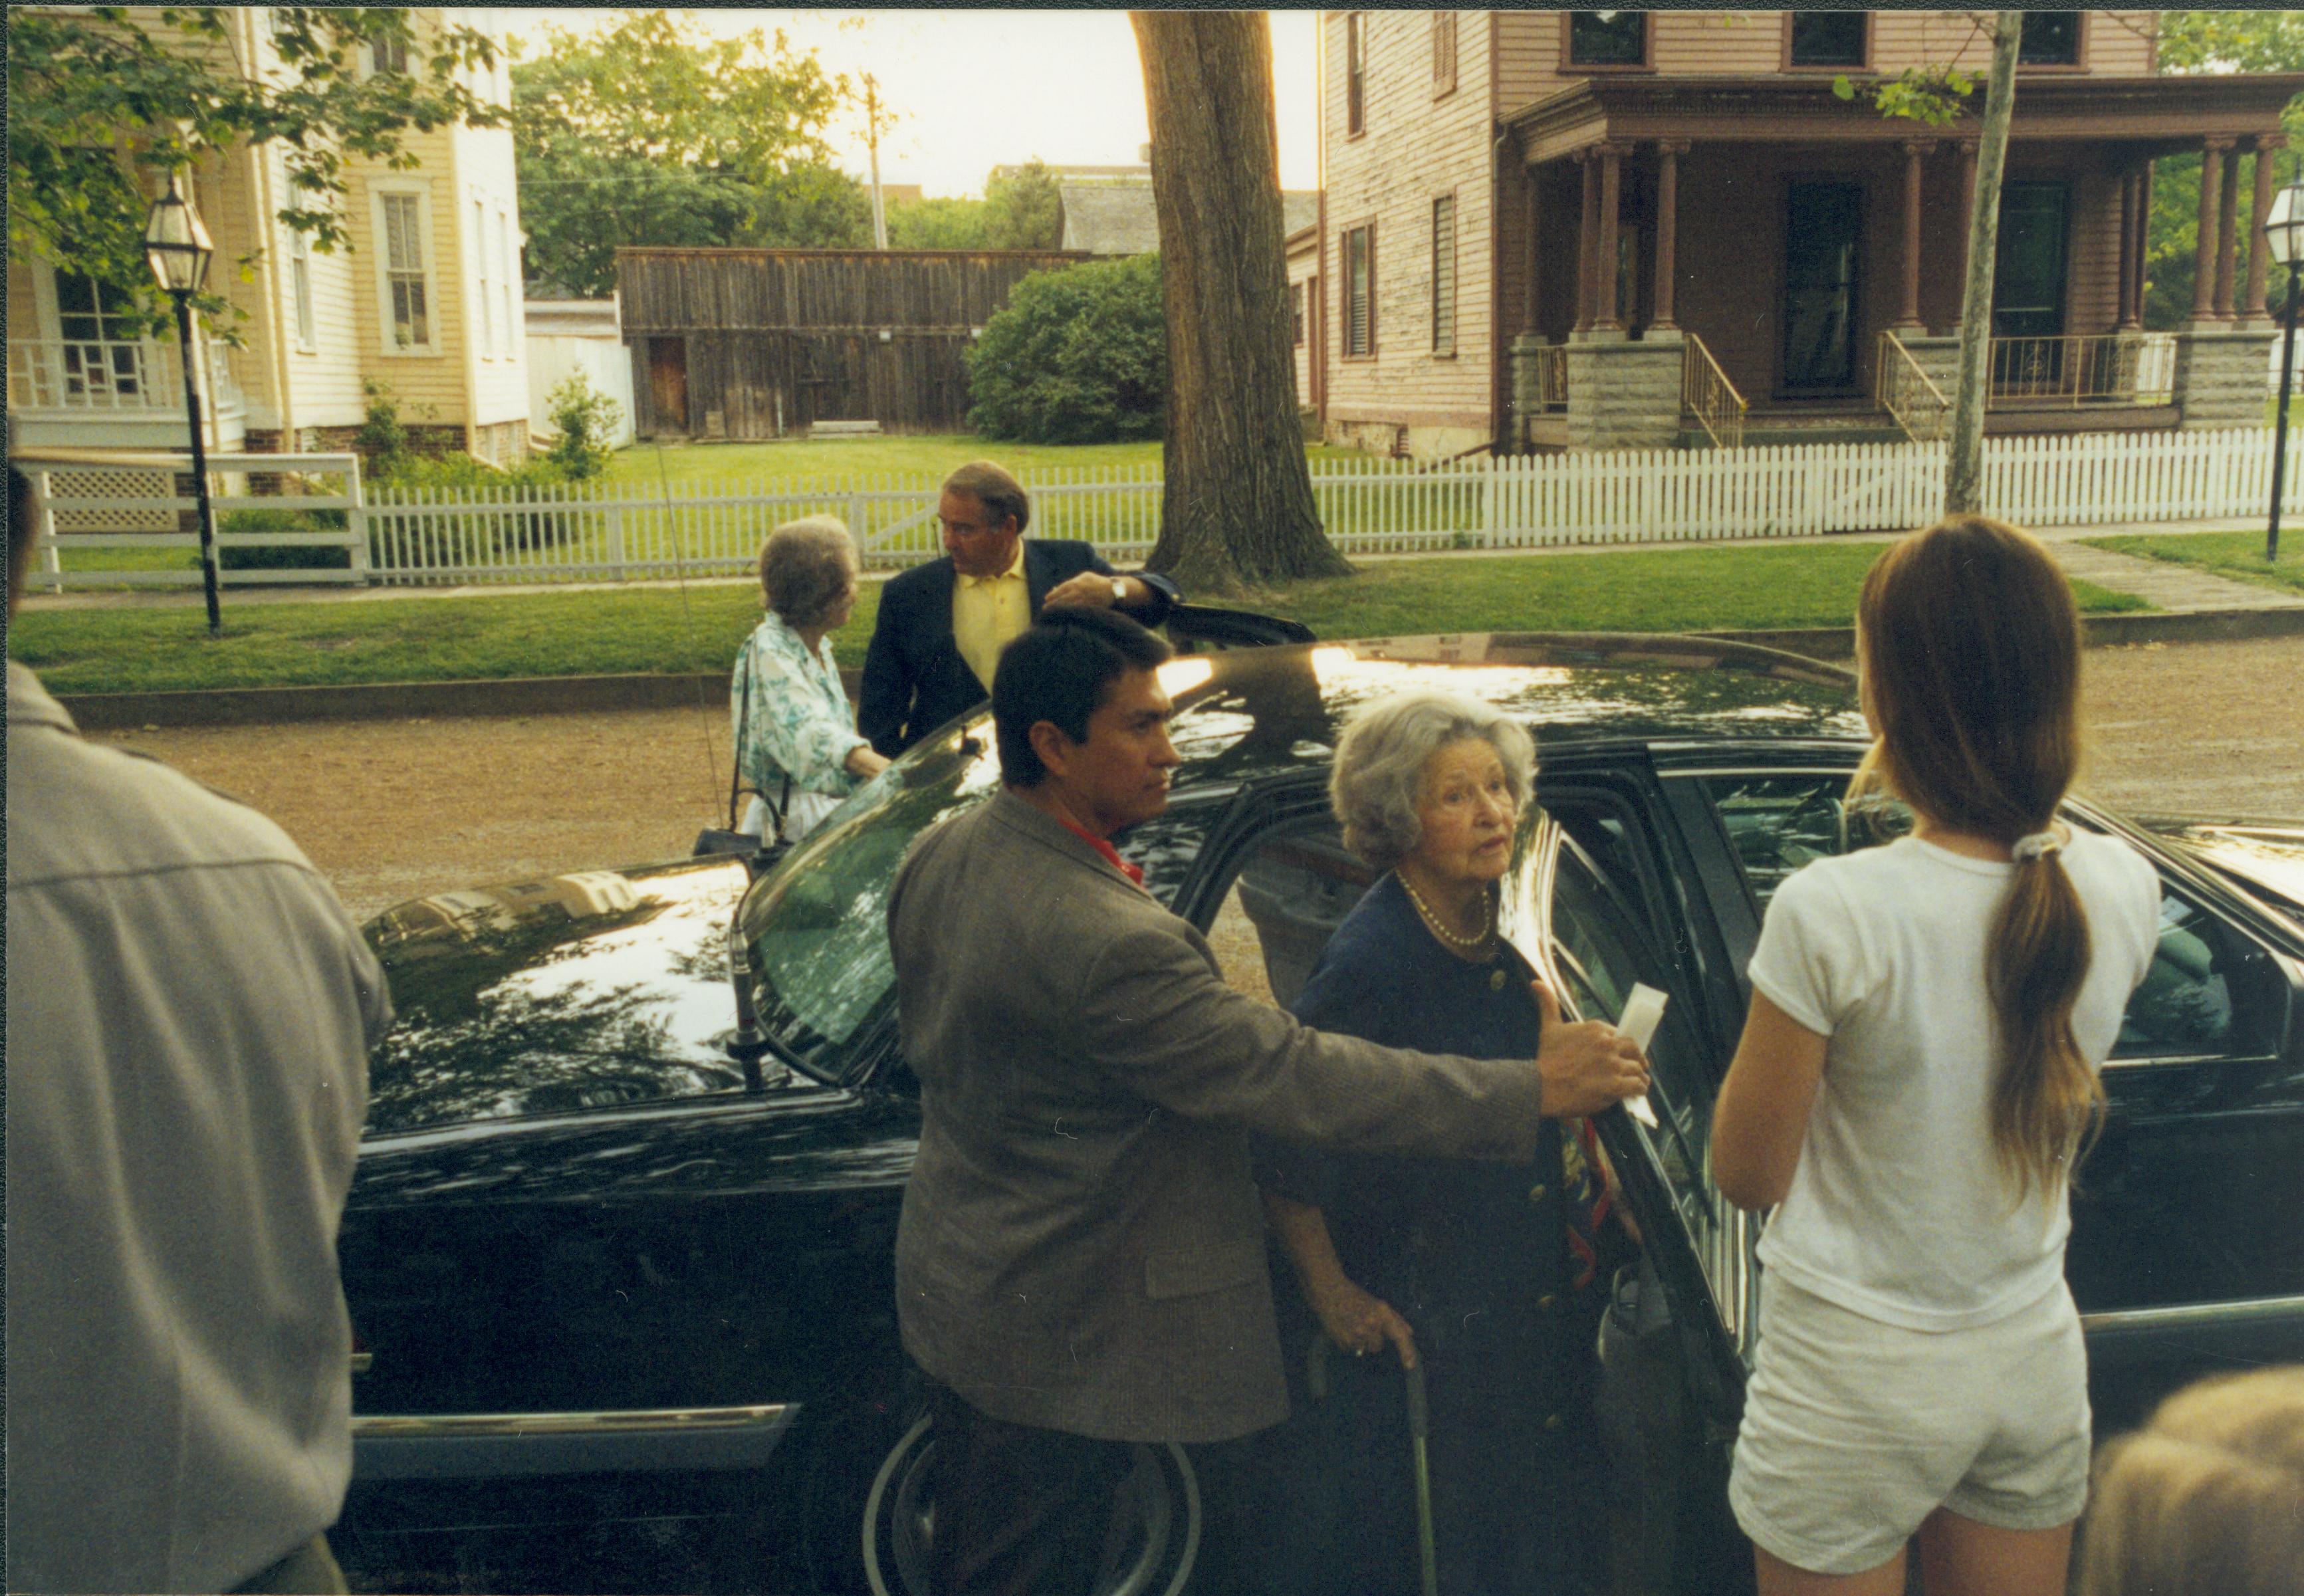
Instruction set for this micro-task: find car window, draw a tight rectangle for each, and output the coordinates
[1210,825,1375,1008]
[1693,773,2283,1064]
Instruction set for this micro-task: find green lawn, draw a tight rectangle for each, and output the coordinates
[11,544,2150,698]
[602,435,1373,488]
[2086,530,2304,598]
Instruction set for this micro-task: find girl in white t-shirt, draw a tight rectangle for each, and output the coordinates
[1712,516,2160,1596]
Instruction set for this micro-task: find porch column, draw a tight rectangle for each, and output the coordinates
[1575,150,1599,335]
[2246,135,2283,320]
[2215,142,2243,318]
[2117,168,2140,330]
[2133,162,2155,328]
[1594,142,1626,332]
[1956,141,1979,308]
[1898,140,1935,329]
[1524,163,1543,336]
[2193,136,2230,323]
[1652,140,1686,331]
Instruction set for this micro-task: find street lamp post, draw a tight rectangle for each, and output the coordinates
[2263,179,2304,566]
[144,171,222,633]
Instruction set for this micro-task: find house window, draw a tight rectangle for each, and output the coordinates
[370,33,409,75]
[288,226,316,350]
[498,210,517,358]
[1343,225,1374,358]
[1431,195,1456,356]
[1994,181,2070,339]
[1567,11,1647,68]
[1782,180,1863,392]
[1345,14,1366,136]
[374,188,434,351]
[1432,12,1457,96]
[2019,12,2081,66]
[1291,281,1306,346]
[473,197,495,357]
[1789,13,1868,68]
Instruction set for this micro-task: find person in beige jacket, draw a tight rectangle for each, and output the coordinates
[887,606,1649,1595]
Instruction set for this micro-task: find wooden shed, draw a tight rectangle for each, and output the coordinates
[614,247,1092,439]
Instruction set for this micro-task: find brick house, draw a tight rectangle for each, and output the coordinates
[1304,10,2303,457]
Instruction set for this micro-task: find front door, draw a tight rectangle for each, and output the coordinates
[1994,181,2069,340]
[647,337,689,435]
[1780,181,1864,394]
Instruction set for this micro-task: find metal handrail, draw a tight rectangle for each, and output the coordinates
[1680,334,1747,450]
[1876,330,1951,444]
[1531,343,1569,412]
[1990,332,2176,408]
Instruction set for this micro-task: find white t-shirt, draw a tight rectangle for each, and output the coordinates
[1746,832,2160,1331]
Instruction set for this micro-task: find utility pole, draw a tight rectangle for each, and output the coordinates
[865,73,888,250]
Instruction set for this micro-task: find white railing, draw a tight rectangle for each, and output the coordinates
[18,453,365,591]
[24,430,2304,588]
[1680,334,1748,451]
[8,336,246,417]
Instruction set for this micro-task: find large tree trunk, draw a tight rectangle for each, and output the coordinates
[1946,12,2022,516]
[1132,11,1351,592]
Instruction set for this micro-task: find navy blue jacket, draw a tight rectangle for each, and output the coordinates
[856,539,1181,757]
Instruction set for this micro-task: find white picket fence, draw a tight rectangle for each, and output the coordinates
[24,430,2304,591]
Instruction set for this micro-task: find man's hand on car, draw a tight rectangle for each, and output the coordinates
[1532,981,1651,1119]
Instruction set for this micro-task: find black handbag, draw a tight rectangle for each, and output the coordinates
[695,639,792,868]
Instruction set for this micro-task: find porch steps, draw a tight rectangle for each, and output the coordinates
[1682,411,1906,450]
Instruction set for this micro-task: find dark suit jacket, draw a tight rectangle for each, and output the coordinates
[887,792,1548,1445]
[856,540,1181,757]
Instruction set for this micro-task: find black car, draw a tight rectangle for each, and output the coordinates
[334,631,2304,1596]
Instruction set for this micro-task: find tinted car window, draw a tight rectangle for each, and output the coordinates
[1696,773,2283,1064]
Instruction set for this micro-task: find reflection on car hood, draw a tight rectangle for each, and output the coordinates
[2131,818,2304,933]
[363,855,754,1137]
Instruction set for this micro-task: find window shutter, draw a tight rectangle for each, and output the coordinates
[1431,196,1456,355]
[1433,13,1456,94]
[1346,15,1366,135]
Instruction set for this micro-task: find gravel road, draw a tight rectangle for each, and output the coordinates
[98,636,2304,927]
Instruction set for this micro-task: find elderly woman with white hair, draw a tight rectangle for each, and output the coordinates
[1256,689,1621,1596]
[731,516,890,845]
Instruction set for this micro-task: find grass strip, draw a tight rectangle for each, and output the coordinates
[2085,531,2304,598]
[10,543,2149,698]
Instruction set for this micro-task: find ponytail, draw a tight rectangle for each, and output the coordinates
[1856,516,2101,1206]
[1987,836,2105,1206]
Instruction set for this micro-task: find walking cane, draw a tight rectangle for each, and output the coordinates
[1403,1360,1439,1596]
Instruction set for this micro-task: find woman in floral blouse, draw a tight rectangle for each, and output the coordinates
[732,516,891,844]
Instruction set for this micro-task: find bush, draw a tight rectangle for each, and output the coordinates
[542,371,622,481]
[967,254,1166,445]
[217,506,352,572]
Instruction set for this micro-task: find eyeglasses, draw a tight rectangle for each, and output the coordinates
[940,516,1004,538]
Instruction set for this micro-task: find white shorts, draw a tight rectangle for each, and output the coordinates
[1728,1273,2091,1576]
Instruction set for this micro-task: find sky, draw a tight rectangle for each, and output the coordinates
[501,9,1322,199]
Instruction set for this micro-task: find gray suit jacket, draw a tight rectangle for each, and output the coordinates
[888,790,1548,1444]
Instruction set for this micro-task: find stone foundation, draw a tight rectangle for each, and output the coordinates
[1565,332,1685,452]
[2172,324,2277,430]
[1889,332,1962,403]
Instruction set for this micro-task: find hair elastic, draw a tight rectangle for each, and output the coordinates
[2012,831,2063,864]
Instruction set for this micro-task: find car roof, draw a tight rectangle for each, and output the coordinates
[1159,631,1869,792]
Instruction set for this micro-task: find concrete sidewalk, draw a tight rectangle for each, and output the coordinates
[19,518,2295,616]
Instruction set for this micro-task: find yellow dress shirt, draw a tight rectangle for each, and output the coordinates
[952,542,1030,692]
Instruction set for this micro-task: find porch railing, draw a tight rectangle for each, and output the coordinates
[1877,330,1952,444]
[1680,334,1747,450]
[7,336,245,417]
[1990,332,2178,408]
[1530,344,1569,412]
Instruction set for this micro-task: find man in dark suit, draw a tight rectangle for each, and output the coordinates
[856,459,1181,757]
[886,608,1652,1594]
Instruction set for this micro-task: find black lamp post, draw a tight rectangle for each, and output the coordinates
[2263,179,2304,566]
[144,171,222,633]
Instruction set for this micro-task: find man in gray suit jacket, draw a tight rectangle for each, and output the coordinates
[887,608,1651,1594]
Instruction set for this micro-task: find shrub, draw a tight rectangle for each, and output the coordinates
[967,254,1166,445]
[542,371,622,481]
[217,506,353,572]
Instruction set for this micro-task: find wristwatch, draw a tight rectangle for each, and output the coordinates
[1110,577,1128,606]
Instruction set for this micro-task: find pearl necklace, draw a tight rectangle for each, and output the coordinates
[1399,872,1495,953]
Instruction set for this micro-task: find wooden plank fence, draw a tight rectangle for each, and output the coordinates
[25,431,2304,590]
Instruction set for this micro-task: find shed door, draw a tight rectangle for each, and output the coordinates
[649,338,689,434]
